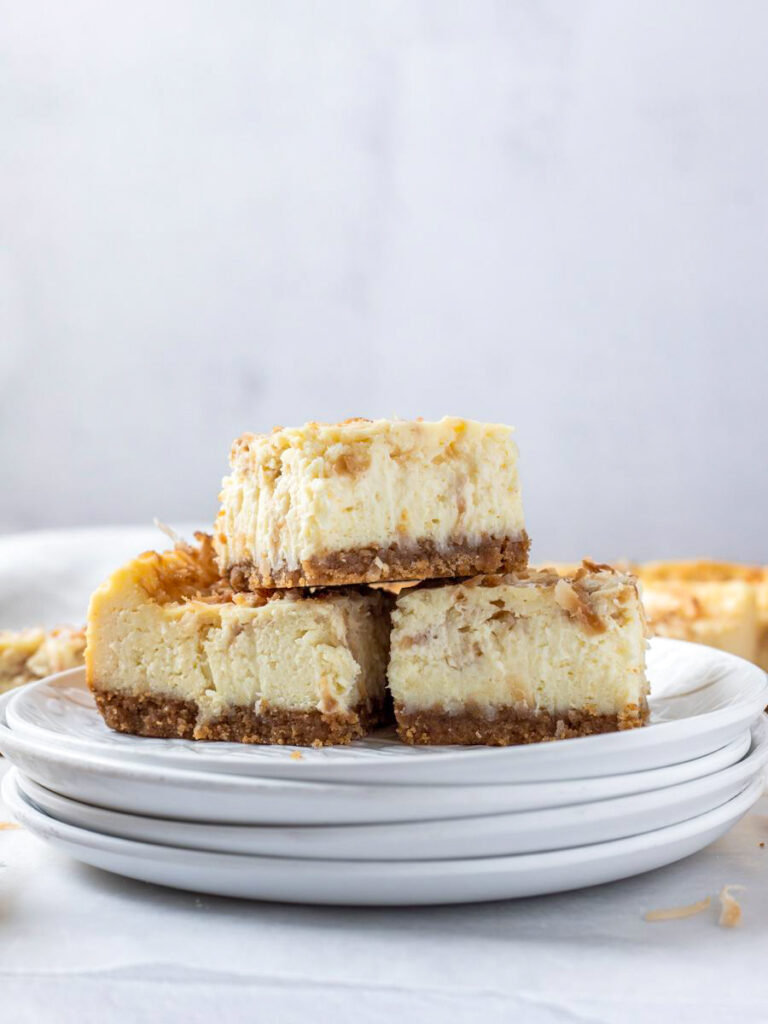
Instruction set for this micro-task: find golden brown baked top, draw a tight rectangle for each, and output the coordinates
[397,561,643,638]
[639,560,766,584]
[410,559,638,597]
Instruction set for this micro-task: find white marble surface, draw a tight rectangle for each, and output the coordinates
[2,759,768,1023]
[1,2,767,559]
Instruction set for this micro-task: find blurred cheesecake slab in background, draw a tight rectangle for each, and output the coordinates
[638,562,768,671]
[0,626,86,695]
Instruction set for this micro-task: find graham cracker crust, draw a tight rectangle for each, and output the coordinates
[195,699,390,745]
[395,702,648,746]
[227,532,531,590]
[92,690,391,746]
[93,692,198,739]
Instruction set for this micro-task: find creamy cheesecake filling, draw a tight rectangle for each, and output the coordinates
[91,595,384,715]
[214,418,526,582]
[388,566,648,743]
[87,536,392,744]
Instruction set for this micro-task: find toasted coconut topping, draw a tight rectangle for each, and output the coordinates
[580,558,620,576]
[554,579,605,633]
[644,896,711,922]
[718,884,745,928]
[369,580,421,595]
[153,518,194,553]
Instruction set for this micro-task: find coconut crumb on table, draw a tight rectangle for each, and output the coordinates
[718,885,746,928]
[0,822,21,831]
[644,897,711,922]
[290,751,304,761]
[644,885,746,927]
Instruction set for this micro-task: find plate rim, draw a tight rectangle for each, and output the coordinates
[0,715,757,798]
[4,636,767,776]
[3,768,764,874]
[10,717,767,852]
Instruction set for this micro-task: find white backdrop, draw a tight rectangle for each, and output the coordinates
[1,1,766,561]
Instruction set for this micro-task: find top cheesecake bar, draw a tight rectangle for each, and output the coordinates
[215,417,529,589]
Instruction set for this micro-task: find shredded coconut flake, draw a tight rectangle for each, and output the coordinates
[718,884,745,928]
[290,751,304,761]
[153,518,193,552]
[644,896,711,922]
[369,580,420,595]
[553,578,604,632]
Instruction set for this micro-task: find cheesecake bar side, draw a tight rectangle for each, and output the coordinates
[87,537,392,746]
[86,538,222,738]
[388,567,649,746]
[192,592,392,744]
[214,417,529,588]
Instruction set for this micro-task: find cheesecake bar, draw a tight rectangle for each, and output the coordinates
[388,563,649,745]
[0,626,86,695]
[87,536,392,746]
[214,417,529,589]
[639,561,763,665]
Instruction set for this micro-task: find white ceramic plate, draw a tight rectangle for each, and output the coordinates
[0,524,204,630]
[5,640,766,784]
[11,718,767,858]
[4,771,763,905]
[0,714,752,825]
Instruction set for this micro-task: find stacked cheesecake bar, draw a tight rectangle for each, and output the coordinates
[87,536,392,745]
[88,417,650,746]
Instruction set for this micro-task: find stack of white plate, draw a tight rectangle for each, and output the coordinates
[1,637,766,906]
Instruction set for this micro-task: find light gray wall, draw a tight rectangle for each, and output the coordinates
[1,1,766,561]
